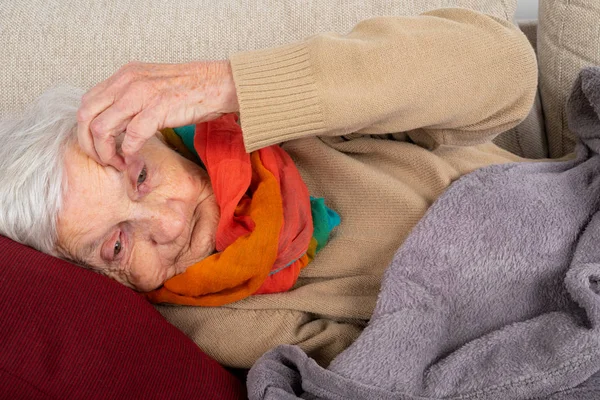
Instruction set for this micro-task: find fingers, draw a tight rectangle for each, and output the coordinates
[78,82,145,169]
[76,63,141,168]
[77,89,115,165]
[105,153,127,171]
[121,105,163,157]
[76,60,238,169]
[89,99,141,166]
[79,85,161,169]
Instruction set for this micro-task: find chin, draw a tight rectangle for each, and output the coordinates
[125,273,165,293]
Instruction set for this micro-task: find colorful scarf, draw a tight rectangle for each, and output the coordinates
[144,114,339,306]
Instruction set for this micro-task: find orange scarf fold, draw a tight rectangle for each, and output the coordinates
[144,114,313,306]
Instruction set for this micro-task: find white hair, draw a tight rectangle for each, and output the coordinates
[0,85,84,255]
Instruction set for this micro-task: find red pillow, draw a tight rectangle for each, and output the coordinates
[0,235,246,399]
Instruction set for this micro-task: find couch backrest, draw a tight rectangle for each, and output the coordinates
[4,0,552,159]
[13,1,600,160]
[1,0,516,117]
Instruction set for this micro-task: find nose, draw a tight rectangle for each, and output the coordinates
[135,199,187,245]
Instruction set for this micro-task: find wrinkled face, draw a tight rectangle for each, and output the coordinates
[56,134,219,292]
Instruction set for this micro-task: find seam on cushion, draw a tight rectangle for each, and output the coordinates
[557,0,569,156]
[224,300,373,316]
[0,367,56,400]
[501,0,509,21]
[515,125,525,157]
[221,296,373,323]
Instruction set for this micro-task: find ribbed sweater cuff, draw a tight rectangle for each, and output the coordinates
[230,42,326,152]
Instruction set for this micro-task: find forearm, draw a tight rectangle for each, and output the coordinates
[230,8,538,151]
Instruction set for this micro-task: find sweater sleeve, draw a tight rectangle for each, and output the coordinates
[229,8,538,152]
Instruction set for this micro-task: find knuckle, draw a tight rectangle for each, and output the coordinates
[119,61,136,72]
[120,61,146,80]
[124,60,143,69]
[76,107,89,123]
[118,76,147,100]
[126,115,156,143]
[80,91,92,105]
[125,123,143,140]
[90,118,108,137]
[119,70,136,85]
[117,64,138,82]
[110,100,126,113]
[128,80,147,93]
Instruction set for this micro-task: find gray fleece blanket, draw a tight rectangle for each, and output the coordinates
[246,66,600,400]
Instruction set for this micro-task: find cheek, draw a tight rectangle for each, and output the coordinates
[144,136,212,196]
[127,247,173,292]
[174,162,212,202]
[162,153,206,189]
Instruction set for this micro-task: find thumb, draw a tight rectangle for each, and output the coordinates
[106,153,126,171]
[122,110,161,157]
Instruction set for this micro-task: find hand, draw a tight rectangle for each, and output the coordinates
[77,60,239,169]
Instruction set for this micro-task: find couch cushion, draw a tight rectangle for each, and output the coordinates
[538,0,600,157]
[493,90,547,159]
[0,235,246,399]
[1,0,516,117]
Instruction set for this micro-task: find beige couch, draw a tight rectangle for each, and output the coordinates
[1,0,599,161]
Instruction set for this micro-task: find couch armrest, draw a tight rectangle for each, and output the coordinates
[518,20,537,54]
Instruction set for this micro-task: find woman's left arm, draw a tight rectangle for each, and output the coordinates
[77,8,538,166]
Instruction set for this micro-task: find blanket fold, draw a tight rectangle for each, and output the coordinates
[247,66,600,399]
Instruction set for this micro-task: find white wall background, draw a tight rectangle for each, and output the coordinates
[515,0,539,19]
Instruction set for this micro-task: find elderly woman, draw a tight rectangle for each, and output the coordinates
[0,8,537,368]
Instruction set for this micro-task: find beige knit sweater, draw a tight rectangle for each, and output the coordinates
[156,8,539,369]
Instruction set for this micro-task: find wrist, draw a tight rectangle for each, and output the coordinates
[221,61,239,114]
[198,60,239,115]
